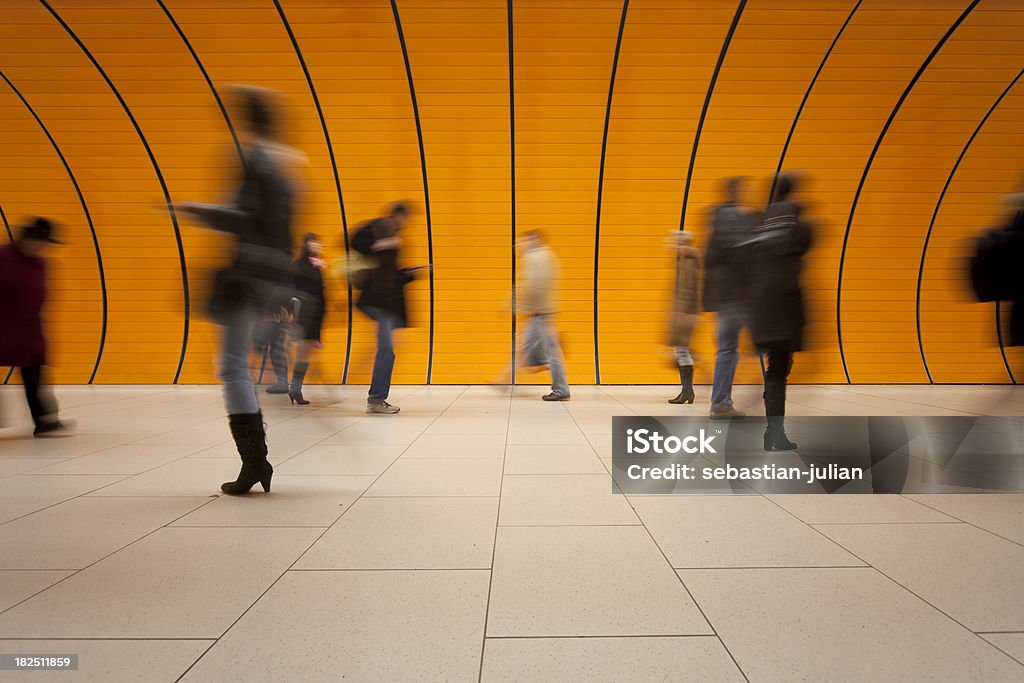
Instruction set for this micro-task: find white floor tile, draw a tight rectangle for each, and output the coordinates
[0,639,213,683]
[488,526,711,637]
[0,475,127,525]
[182,570,489,682]
[296,497,498,569]
[982,634,1024,667]
[905,494,1024,544]
[630,496,863,568]
[481,636,743,683]
[499,475,638,526]
[503,444,606,474]
[766,493,957,524]
[0,527,320,638]
[0,496,209,569]
[172,476,374,527]
[0,570,72,612]
[402,433,507,459]
[273,442,406,476]
[366,458,503,497]
[817,523,1024,631]
[680,568,1024,681]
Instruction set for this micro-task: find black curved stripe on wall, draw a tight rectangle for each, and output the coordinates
[0,202,11,241]
[592,0,630,386]
[391,0,435,385]
[770,0,861,202]
[272,0,354,385]
[156,0,244,163]
[677,0,746,232]
[40,0,190,384]
[916,66,1024,385]
[0,69,108,385]
[508,0,517,383]
[835,0,979,384]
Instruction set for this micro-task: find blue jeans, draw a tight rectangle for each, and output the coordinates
[711,303,746,410]
[365,307,397,403]
[220,310,260,415]
[528,314,569,397]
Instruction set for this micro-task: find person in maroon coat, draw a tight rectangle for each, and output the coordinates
[0,217,71,436]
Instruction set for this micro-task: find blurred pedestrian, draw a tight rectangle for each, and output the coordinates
[176,86,297,495]
[351,202,428,414]
[667,231,700,404]
[288,232,327,405]
[746,172,813,451]
[703,176,758,420]
[519,230,570,401]
[0,217,72,437]
[253,319,289,394]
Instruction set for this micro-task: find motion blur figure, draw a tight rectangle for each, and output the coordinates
[667,231,700,404]
[176,87,297,495]
[0,218,71,437]
[746,173,813,451]
[703,177,758,420]
[288,232,327,406]
[519,230,570,401]
[351,202,427,414]
[253,318,289,394]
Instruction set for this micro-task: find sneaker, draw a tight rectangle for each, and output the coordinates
[542,392,570,402]
[709,406,746,420]
[265,383,289,394]
[33,420,74,438]
[366,401,400,414]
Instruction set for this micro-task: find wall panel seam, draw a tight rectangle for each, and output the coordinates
[272,0,353,385]
[917,65,1024,385]
[0,68,107,385]
[836,0,980,385]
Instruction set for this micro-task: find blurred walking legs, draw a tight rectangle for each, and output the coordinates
[669,347,695,405]
[762,342,797,451]
[710,303,746,418]
[365,306,399,413]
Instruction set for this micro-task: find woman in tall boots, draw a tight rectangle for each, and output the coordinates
[668,231,700,404]
[176,87,298,495]
[746,172,812,451]
[288,232,327,405]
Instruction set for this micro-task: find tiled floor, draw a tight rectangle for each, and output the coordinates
[0,383,1022,682]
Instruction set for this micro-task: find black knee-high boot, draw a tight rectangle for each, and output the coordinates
[669,365,695,405]
[288,363,310,405]
[763,378,797,451]
[221,413,273,495]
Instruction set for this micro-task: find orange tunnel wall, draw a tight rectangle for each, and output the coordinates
[1,0,1021,385]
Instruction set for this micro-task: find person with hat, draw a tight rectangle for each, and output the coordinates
[0,217,72,436]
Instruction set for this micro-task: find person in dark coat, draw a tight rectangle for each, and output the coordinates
[351,202,427,414]
[703,177,759,420]
[745,172,813,451]
[1000,194,1024,347]
[175,86,297,495]
[0,218,71,437]
[287,232,327,405]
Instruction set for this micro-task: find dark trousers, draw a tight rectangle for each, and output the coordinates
[761,343,794,417]
[20,366,57,427]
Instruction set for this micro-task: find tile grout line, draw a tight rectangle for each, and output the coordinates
[759,494,1011,646]
[476,387,514,682]
[556,391,756,679]
[174,385,472,682]
[898,495,1024,550]
[0,494,222,620]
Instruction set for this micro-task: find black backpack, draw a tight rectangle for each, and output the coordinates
[970,227,1017,302]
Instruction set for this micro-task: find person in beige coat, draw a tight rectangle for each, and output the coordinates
[668,231,701,404]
